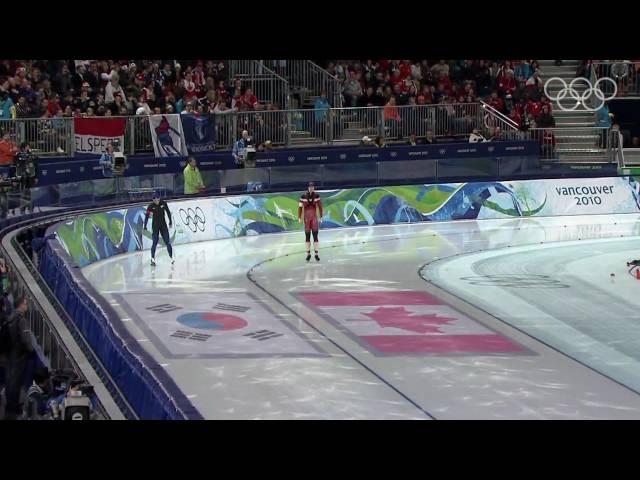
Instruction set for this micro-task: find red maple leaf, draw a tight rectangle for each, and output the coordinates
[362,306,455,334]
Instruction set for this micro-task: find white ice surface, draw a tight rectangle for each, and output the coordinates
[82,213,640,419]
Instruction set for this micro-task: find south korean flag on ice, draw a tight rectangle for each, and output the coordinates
[298,291,528,355]
[113,291,324,358]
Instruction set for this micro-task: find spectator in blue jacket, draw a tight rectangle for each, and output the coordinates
[99,143,115,177]
[314,91,330,122]
[514,61,533,83]
[22,367,51,420]
[314,91,331,142]
[0,91,15,119]
[596,101,612,128]
[596,101,612,148]
[232,130,249,166]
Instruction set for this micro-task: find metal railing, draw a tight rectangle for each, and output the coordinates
[0,226,114,419]
[227,60,290,109]
[3,104,616,162]
[529,126,612,161]
[272,60,343,109]
[2,250,74,373]
[1,118,75,156]
[118,104,487,152]
[480,101,522,141]
[592,61,640,98]
[614,130,626,169]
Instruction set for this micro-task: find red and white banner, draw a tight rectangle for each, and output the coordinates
[73,117,126,155]
[299,291,527,355]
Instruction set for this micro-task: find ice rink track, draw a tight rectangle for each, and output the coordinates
[81,213,640,419]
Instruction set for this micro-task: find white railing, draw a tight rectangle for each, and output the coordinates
[529,126,612,161]
[0,104,483,155]
[227,60,291,109]
[480,100,522,141]
[0,117,75,156]
[592,61,640,98]
[272,60,343,108]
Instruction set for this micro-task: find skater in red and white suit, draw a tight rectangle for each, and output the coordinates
[298,181,323,262]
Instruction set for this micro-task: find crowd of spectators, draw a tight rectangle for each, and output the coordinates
[320,60,557,133]
[0,59,559,130]
[0,229,96,420]
[0,60,285,121]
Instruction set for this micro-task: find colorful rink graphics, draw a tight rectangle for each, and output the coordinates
[77,216,640,419]
[55,176,640,267]
[298,291,527,355]
[113,292,324,358]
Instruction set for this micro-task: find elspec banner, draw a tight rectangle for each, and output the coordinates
[74,117,126,155]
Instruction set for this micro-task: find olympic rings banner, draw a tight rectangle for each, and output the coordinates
[53,175,640,267]
[544,76,617,112]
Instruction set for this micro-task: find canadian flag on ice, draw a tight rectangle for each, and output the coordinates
[299,291,526,355]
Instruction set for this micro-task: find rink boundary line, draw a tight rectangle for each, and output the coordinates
[246,249,437,420]
[418,242,640,401]
[246,215,640,419]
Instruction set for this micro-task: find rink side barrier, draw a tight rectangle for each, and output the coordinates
[40,175,640,419]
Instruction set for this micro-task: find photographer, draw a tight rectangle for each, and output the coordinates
[15,142,38,215]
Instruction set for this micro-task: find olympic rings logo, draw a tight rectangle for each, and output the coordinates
[544,76,617,112]
[179,207,206,233]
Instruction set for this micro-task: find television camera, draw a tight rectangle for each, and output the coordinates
[111,138,127,176]
[244,136,257,168]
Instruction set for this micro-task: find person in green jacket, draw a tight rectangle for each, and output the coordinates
[183,157,205,194]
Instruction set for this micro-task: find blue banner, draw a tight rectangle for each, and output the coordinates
[181,113,216,154]
[35,140,542,187]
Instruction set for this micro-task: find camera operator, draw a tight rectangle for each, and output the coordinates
[230,130,261,191]
[48,377,96,420]
[15,142,38,215]
[99,139,127,196]
[232,130,250,168]
[99,142,115,178]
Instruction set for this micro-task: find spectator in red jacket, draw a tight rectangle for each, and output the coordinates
[498,70,516,97]
[389,69,404,90]
[438,72,453,95]
[0,131,19,166]
[241,88,258,110]
[508,109,522,128]
[539,95,553,113]
[47,94,61,117]
[488,91,505,112]
[399,60,412,80]
[526,99,542,119]
[182,72,198,101]
[384,96,401,138]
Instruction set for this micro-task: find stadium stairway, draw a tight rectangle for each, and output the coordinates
[539,60,604,162]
